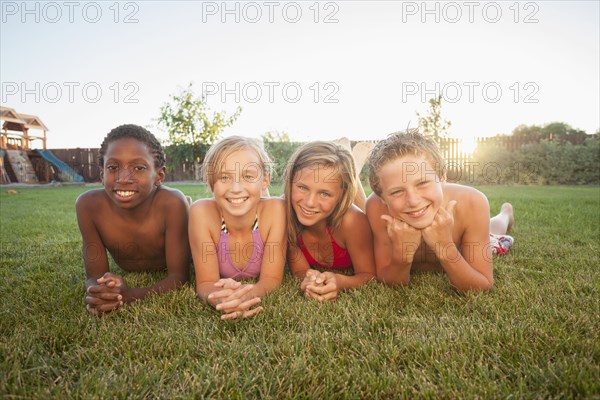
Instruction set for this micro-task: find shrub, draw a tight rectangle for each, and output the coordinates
[262,132,303,183]
[467,136,600,185]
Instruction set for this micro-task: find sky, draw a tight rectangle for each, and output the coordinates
[1,0,599,151]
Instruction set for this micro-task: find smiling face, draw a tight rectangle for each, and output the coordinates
[291,165,343,228]
[378,154,445,229]
[101,138,165,209]
[212,149,269,218]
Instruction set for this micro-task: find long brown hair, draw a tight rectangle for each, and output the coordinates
[283,141,357,248]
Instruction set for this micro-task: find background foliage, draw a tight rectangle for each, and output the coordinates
[417,94,452,139]
[157,83,241,168]
[468,136,600,185]
[261,131,303,183]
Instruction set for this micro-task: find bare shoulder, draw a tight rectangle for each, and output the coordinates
[444,183,488,208]
[341,204,369,228]
[366,193,387,219]
[366,192,385,210]
[259,197,286,223]
[75,188,106,212]
[189,197,220,221]
[154,185,188,208]
[444,183,490,228]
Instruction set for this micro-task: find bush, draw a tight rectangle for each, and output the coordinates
[467,136,599,185]
[262,132,303,183]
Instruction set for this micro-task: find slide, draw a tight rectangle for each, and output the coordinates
[37,149,84,183]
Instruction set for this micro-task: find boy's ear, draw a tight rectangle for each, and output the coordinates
[99,167,104,184]
[155,166,166,186]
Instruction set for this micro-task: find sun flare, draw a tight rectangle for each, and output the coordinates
[458,137,478,155]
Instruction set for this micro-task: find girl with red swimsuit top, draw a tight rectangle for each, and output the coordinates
[284,140,376,302]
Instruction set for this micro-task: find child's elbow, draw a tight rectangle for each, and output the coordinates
[171,273,189,287]
[480,277,494,292]
[376,270,410,287]
[457,277,494,294]
[477,276,494,292]
[177,276,189,286]
[361,271,376,284]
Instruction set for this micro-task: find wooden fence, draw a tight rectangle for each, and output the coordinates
[25,148,196,182]
[49,148,102,182]
[27,134,593,183]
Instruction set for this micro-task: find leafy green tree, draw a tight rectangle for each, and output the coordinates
[416,94,451,139]
[261,131,302,183]
[542,122,586,137]
[157,83,242,167]
[512,124,543,138]
[541,122,570,137]
[512,122,586,139]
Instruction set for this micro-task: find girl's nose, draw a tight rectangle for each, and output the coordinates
[305,192,317,207]
[230,177,243,192]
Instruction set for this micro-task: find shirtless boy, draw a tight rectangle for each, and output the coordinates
[366,130,514,293]
[76,124,191,315]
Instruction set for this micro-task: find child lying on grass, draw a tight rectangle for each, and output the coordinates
[189,136,287,320]
[284,140,376,302]
[366,130,514,293]
[76,124,191,316]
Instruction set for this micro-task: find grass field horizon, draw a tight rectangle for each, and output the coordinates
[1,185,598,398]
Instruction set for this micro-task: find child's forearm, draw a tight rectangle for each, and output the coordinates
[378,248,413,285]
[85,277,99,289]
[291,267,309,280]
[196,282,223,307]
[437,245,493,292]
[335,272,375,290]
[377,263,411,286]
[247,275,282,299]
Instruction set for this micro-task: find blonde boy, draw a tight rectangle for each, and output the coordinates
[366,131,514,292]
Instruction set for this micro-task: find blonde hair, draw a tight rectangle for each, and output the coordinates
[283,141,357,248]
[202,136,272,191]
[368,129,445,196]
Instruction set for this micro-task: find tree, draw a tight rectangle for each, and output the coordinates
[512,122,587,142]
[416,94,451,139]
[541,122,586,138]
[157,83,241,167]
[261,131,302,183]
[512,124,543,138]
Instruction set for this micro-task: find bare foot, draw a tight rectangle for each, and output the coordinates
[352,141,375,174]
[501,202,514,234]
[334,137,352,152]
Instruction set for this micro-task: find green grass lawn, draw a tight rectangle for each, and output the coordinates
[1,184,598,399]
